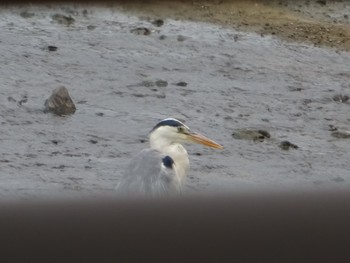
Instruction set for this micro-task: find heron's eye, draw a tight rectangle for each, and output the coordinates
[177,127,186,133]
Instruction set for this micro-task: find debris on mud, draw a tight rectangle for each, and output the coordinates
[328,125,338,131]
[332,176,345,183]
[155,80,168,87]
[332,94,349,104]
[89,139,98,144]
[130,27,151,35]
[47,45,58,52]
[279,141,299,150]
[18,95,28,106]
[7,96,16,103]
[232,129,271,141]
[175,81,188,87]
[44,86,76,116]
[20,11,35,18]
[51,13,75,26]
[87,25,96,30]
[331,130,350,139]
[152,19,164,27]
[177,35,186,42]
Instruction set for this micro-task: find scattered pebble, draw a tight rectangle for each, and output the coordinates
[177,35,186,42]
[152,19,164,27]
[155,80,168,87]
[51,14,75,26]
[331,130,350,138]
[44,86,76,116]
[176,81,188,87]
[96,112,104,117]
[87,25,96,30]
[328,125,337,131]
[316,0,327,6]
[47,45,58,52]
[232,129,270,141]
[159,35,166,40]
[18,95,28,106]
[7,96,16,102]
[257,130,271,139]
[332,94,349,103]
[279,141,299,150]
[20,11,35,18]
[130,27,151,35]
[89,139,98,144]
[332,176,345,183]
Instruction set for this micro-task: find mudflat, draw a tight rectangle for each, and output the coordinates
[1,1,350,199]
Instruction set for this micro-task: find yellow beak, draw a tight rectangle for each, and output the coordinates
[188,132,223,149]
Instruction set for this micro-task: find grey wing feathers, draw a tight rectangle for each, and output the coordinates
[116,149,179,196]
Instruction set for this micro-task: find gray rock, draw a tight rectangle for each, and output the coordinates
[51,14,75,26]
[279,141,299,150]
[232,129,270,141]
[331,130,350,138]
[44,86,76,116]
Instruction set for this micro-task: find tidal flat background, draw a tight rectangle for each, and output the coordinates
[1,2,350,199]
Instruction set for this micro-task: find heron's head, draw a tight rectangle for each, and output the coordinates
[149,118,223,150]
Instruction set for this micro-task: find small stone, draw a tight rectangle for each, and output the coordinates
[331,130,350,138]
[332,176,345,183]
[47,45,58,51]
[130,27,151,35]
[176,81,188,87]
[232,129,270,141]
[89,139,98,144]
[279,141,299,150]
[87,25,96,30]
[328,125,337,131]
[177,35,186,42]
[258,130,271,139]
[332,94,349,103]
[316,0,326,6]
[159,35,166,40]
[155,80,168,87]
[44,86,76,116]
[152,19,164,27]
[51,14,75,26]
[141,81,155,87]
[20,11,35,18]
[7,96,16,102]
[18,95,28,106]
[96,112,104,117]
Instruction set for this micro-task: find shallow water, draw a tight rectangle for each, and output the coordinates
[1,5,350,199]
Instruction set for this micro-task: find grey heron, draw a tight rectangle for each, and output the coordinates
[117,118,223,196]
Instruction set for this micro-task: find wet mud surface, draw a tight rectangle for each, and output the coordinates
[1,4,350,199]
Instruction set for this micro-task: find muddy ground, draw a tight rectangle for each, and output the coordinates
[0,1,350,200]
[115,0,350,51]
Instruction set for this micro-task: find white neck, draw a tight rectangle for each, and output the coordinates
[149,128,190,183]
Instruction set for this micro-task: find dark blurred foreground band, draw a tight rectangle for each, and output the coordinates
[0,191,350,262]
